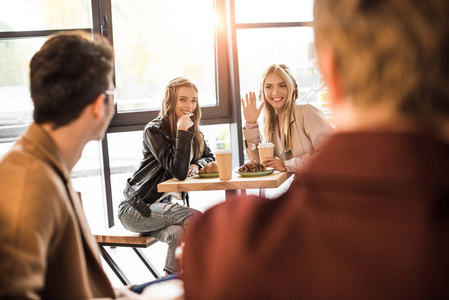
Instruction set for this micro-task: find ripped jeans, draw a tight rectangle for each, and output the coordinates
[118,197,202,274]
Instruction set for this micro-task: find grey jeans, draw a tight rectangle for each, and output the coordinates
[118,197,201,274]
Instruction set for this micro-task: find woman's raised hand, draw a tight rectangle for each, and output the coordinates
[241,92,264,124]
[177,113,194,131]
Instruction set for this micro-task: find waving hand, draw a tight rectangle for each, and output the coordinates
[241,92,264,124]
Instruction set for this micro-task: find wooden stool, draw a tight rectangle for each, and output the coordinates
[94,226,161,285]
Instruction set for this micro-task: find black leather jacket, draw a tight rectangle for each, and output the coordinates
[123,116,214,207]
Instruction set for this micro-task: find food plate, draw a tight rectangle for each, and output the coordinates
[237,169,273,177]
[198,172,219,178]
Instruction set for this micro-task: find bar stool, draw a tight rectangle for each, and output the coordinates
[94,226,161,285]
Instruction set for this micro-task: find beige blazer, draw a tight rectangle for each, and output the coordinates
[0,123,115,299]
[243,103,334,172]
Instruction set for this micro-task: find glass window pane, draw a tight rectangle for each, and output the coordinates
[0,38,49,142]
[107,131,142,227]
[234,0,314,24]
[111,0,216,112]
[200,124,231,152]
[237,27,330,114]
[71,141,105,232]
[0,141,14,157]
[0,0,92,32]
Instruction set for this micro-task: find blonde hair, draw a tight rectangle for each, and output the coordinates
[159,77,205,159]
[259,64,298,152]
[313,0,449,126]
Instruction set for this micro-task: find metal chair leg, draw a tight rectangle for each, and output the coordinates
[133,248,162,279]
[98,245,131,285]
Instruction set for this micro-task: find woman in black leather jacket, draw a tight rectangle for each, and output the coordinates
[118,77,215,275]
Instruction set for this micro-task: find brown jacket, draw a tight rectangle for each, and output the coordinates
[182,132,449,300]
[0,123,115,299]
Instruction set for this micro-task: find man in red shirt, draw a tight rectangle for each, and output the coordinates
[181,0,449,299]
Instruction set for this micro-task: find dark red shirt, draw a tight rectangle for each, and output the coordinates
[182,132,449,300]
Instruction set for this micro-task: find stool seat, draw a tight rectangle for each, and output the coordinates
[95,226,156,248]
[94,226,161,285]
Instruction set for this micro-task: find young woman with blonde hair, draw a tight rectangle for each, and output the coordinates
[119,77,214,275]
[242,64,334,172]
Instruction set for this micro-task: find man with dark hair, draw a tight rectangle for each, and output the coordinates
[0,32,136,299]
[182,0,449,299]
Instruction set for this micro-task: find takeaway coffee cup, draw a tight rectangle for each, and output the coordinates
[215,149,233,181]
[258,142,275,162]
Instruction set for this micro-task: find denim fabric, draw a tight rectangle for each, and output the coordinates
[118,198,201,274]
[130,274,180,294]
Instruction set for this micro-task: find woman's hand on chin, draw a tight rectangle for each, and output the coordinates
[177,113,194,131]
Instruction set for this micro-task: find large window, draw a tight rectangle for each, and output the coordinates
[0,0,93,142]
[0,38,41,142]
[234,0,329,115]
[107,0,234,129]
[234,0,313,23]
[111,0,217,112]
[237,28,316,95]
[0,0,92,32]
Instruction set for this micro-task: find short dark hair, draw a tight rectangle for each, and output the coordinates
[30,31,114,129]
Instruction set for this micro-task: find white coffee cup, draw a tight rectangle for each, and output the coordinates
[258,142,275,162]
[215,149,233,181]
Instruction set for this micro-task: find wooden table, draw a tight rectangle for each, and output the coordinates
[157,171,293,200]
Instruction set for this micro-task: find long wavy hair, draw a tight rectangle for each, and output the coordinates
[159,77,205,160]
[259,64,298,152]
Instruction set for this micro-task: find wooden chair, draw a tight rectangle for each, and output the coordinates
[94,226,161,285]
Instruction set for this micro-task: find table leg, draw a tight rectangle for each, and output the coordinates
[240,190,247,197]
[225,190,237,201]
